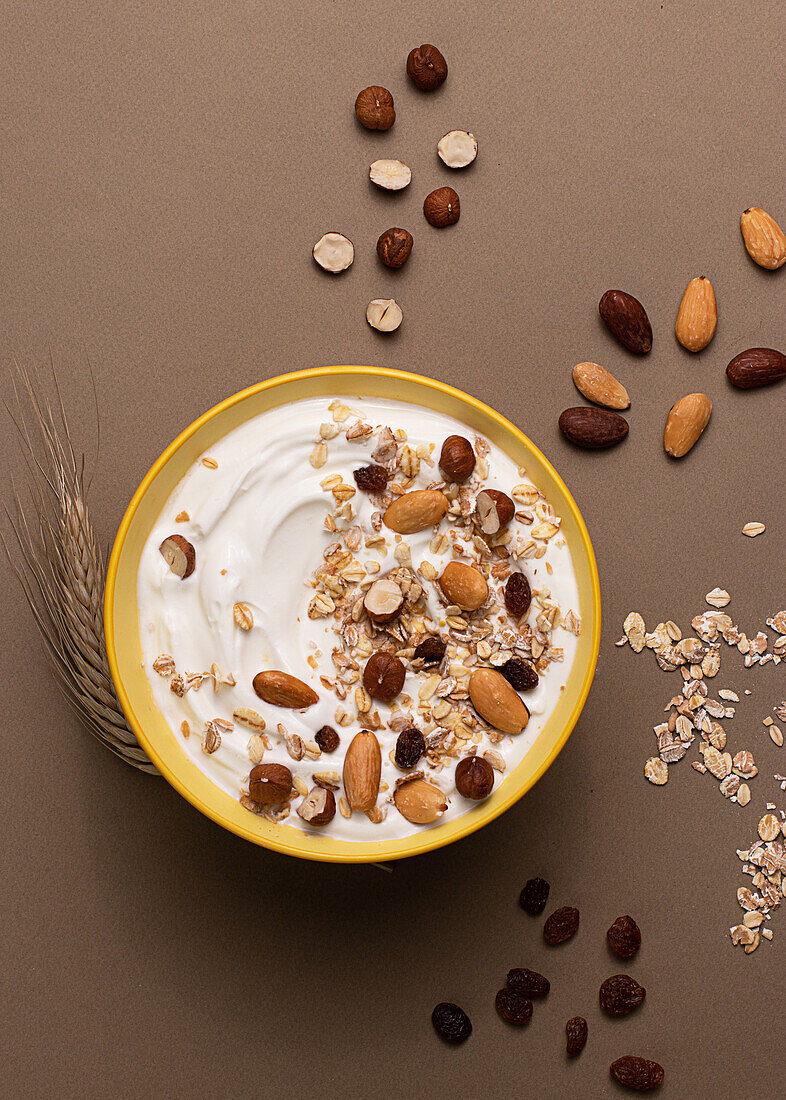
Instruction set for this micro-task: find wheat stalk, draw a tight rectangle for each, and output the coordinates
[4,360,157,774]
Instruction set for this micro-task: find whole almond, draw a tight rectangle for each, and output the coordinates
[252,670,319,708]
[468,667,530,734]
[343,730,382,812]
[740,207,786,269]
[558,407,629,449]
[599,290,652,354]
[663,393,712,458]
[439,561,489,611]
[393,778,448,824]
[726,347,786,389]
[571,362,630,409]
[675,276,717,352]
[383,489,448,533]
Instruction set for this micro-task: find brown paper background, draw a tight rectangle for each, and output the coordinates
[1,2,784,1096]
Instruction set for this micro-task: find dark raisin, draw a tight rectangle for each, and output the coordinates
[519,876,550,915]
[353,464,388,492]
[607,915,641,960]
[500,657,539,691]
[543,906,580,945]
[504,572,531,618]
[494,987,533,1027]
[506,968,550,998]
[599,974,646,1017]
[431,1002,472,1044]
[395,727,425,769]
[609,1056,664,1091]
[413,637,446,665]
[566,1016,588,1057]
[315,725,340,753]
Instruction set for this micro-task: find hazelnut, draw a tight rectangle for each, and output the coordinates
[296,786,336,826]
[377,227,413,269]
[439,434,476,483]
[437,130,478,169]
[159,534,196,578]
[406,44,448,91]
[504,573,532,619]
[363,577,405,623]
[475,489,515,534]
[248,762,293,805]
[363,651,406,702]
[354,85,395,130]
[366,298,403,332]
[312,232,354,273]
[423,186,460,227]
[369,159,411,191]
[455,755,495,800]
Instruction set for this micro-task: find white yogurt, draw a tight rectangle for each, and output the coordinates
[138,395,580,841]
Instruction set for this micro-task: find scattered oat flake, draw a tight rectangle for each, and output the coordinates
[644,757,668,785]
[705,588,731,609]
[742,522,765,537]
[201,456,218,469]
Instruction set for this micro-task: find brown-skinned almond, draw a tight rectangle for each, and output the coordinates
[663,393,712,458]
[675,276,717,352]
[740,207,786,269]
[599,290,652,354]
[439,561,488,611]
[469,668,529,734]
[571,362,630,409]
[343,730,382,812]
[726,347,786,389]
[558,407,629,449]
[252,670,319,708]
[383,489,448,533]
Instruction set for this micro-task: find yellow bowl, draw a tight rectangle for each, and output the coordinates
[105,367,600,863]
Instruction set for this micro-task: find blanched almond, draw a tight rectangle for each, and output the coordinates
[468,668,529,734]
[343,730,382,812]
[252,670,319,708]
[383,490,448,533]
[675,276,717,352]
[571,362,630,410]
[663,393,712,458]
[393,778,448,823]
[740,207,786,269]
[439,561,488,611]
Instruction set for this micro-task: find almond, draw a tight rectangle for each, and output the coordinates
[558,407,629,449]
[439,561,489,611]
[252,670,319,708]
[468,667,529,734]
[726,347,786,389]
[740,207,786,270]
[674,276,717,352]
[343,730,382,812]
[571,362,630,409]
[393,778,448,824]
[598,290,652,354]
[383,489,449,533]
[159,534,196,578]
[663,393,712,458]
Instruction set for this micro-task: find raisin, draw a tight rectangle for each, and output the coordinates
[607,915,641,960]
[414,637,446,665]
[609,1056,664,1091]
[353,464,388,492]
[506,968,550,998]
[543,906,580,945]
[500,658,539,691]
[599,974,646,1017]
[519,876,550,915]
[431,1002,472,1044]
[504,572,531,618]
[315,725,340,753]
[565,1016,588,1057]
[494,987,533,1027]
[395,727,425,769]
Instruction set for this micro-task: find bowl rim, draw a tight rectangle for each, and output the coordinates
[105,366,601,862]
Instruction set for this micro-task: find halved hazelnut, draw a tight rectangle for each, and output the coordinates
[312,232,354,273]
[366,298,403,332]
[363,577,405,623]
[296,786,336,826]
[475,489,515,534]
[437,130,478,169]
[369,159,412,191]
[159,534,196,578]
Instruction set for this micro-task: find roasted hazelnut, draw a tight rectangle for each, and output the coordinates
[362,651,406,702]
[504,572,531,619]
[406,43,448,90]
[315,725,340,753]
[455,755,494,800]
[248,762,293,804]
[424,186,460,227]
[377,227,413,269]
[475,489,515,534]
[439,434,475,482]
[296,786,336,826]
[354,85,395,130]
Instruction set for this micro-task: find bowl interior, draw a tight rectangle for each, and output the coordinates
[105,367,600,862]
